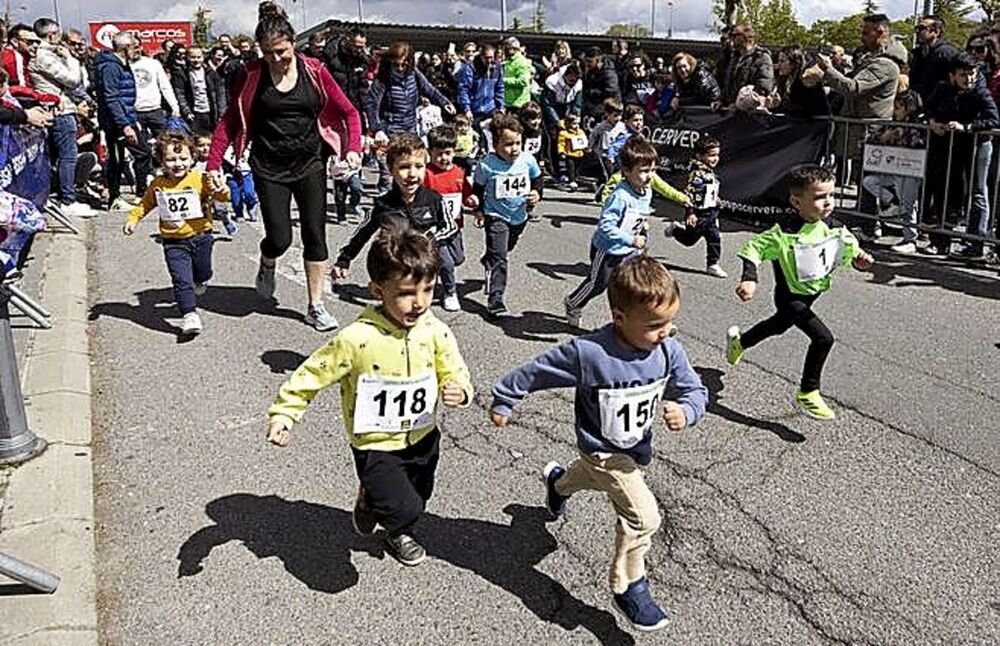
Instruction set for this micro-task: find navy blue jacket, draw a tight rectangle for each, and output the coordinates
[93,49,137,131]
[910,40,960,101]
[455,61,504,117]
[364,68,451,135]
[925,79,1000,132]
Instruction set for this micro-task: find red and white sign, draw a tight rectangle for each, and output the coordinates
[88,21,193,55]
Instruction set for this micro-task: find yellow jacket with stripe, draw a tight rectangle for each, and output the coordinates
[268,306,473,451]
[600,171,689,206]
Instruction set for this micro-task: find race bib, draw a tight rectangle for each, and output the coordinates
[621,208,648,238]
[441,193,462,224]
[598,379,667,449]
[698,181,720,209]
[570,134,588,152]
[353,372,438,435]
[495,173,530,199]
[793,236,843,282]
[155,188,203,224]
[524,136,542,155]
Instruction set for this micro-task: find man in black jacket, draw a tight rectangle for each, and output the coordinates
[910,14,960,102]
[172,46,224,133]
[582,46,621,121]
[324,27,369,129]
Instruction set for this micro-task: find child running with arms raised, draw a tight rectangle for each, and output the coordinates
[491,256,707,632]
[726,164,873,420]
[267,224,474,566]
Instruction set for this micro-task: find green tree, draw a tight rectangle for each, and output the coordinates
[710,0,807,46]
[604,23,652,38]
[193,7,212,48]
[977,0,1000,23]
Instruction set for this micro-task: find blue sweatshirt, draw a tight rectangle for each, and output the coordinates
[594,180,651,255]
[491,324,708,465]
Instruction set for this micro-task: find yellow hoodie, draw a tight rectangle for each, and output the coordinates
[126,170,229,239]
[268,305,473,452]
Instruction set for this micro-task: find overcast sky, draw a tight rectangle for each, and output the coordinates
[22,0,955,41]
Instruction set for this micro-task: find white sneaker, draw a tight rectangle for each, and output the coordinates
[706,264,728,278]
[194,283,207,296]
[890,241,916,255]
[110,197,134,212]
[564,298,582,328]
[568,181,579,189]
[181,311,203,336]
[442,294,461,311]
[61,201,98,218]
[664,221,681,238]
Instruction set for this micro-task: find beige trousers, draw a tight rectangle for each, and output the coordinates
[555,451,662,594]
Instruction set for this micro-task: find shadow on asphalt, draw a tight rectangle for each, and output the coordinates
[526,260,591,281]
[458,280,572,343]
[696,367,805,443]
[260,350,308,374]
[866,248,1000,301]
[177,494,636,645]
[89,286,303,338]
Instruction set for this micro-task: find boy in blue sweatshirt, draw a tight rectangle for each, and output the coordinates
[564,136,657,328]
[491,256,707,633]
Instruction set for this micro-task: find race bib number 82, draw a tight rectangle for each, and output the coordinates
[156,188,203,223]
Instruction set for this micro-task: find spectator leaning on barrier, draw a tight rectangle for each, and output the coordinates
[28,17,94,217]
[0,67,52,129]
[671,52,720,109]
[541,61,582,128]
[173,46,225,134]
[502,37,532,114]
[583,46,621,120]
[765,45,829,117]
[911,14,961,102]
[718,24,774,108]
[3,23,39,88]
[456,43,504,126]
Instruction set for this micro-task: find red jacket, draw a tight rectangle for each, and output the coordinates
[207,55,361,171]
[1,47,31,88]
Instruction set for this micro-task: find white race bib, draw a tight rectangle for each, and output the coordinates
[441,193,462,224]
[155,188,203,224]
[621,208,648,238]
[598,379,667,449]
[793,236,843,282]
[353,372,438,434]
[495,173,530,199]
[524,136,542,155]
[699,181,720,209]
[570,134,588,152]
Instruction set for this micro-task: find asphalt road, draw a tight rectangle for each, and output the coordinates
[90,183,1000,645]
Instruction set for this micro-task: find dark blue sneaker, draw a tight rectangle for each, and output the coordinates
[542,461,569,519]
[613,577,670,632]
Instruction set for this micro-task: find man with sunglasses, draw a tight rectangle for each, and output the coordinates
[2,23,40,88]
[911,14,960,102]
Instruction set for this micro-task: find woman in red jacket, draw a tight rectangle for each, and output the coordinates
[207,1,361,331]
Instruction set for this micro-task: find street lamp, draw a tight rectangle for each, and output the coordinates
[650,0,655,37]
[668,0,674,39]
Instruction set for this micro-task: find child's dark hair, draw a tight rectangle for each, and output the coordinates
[385,133,426,168]
[427,125,458,151]
[255,1,295,45]
[519,101,542,122]
[157,130,194,162]
[624,103,645,121]
[695,135,721,156]
[608,255,680,313]
[603,97,624,116]
[490,112,523,140]
[618,136,659,171]
[367,222,441,285]
[787,164,835,196]
[454,113,471,128]
[893,88,922,119]
[950,51,978,73]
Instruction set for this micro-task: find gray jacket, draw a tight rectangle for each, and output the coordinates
[823,40,906,119]
[28,41,83,115]
[722,46,774,104]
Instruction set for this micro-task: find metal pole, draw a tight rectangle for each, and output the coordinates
[669,1,674,39]
[0,552,60,592]
[358,0,364,22]
[650,0,655,38]
[51,0,59,24]
[0,287,46,465]
[500,0,506,31]
[923,0,933,16]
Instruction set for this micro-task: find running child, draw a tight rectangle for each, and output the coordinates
[267,224,473,566]
[665,135,727,278]
[472,112,542,316]
[453,113,480,175]
[491,255,707,633]
[333,134,457,306]
[193,132,237,236]
[222,144,260,222]
[425,125,479,311]
[564,137,656,328]
[518,102,546,222]
[726,164,874,420]
[589,97,625,184]
[122,131,230,337]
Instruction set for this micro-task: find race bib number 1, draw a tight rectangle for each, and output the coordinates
[354,372,438,434]
[699,181,719,209]
[793,236,843,282]
[598,379,667,449]
[156,188,203,223]
[495,173,530,199]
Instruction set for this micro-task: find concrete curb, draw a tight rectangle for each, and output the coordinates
[0,226,97,646]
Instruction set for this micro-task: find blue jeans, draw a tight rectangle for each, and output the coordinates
[163,233,214,315]
[227,171,258,218]
[51,114,78,205]
[967,138,993,251]
[334,174,362,218]
[862,174,921,242]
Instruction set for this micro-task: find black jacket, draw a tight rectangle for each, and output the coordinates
[324,39,369,118]
[583,62,621,117]
[778,77,830,117]
[675,64,721,106]
[336,185,452,268]
[171,66,225,126]
[910,40,960,101]
[924,79,1000,131]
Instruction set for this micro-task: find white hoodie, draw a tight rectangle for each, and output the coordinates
[131,55,179,115]
[544,65,582,105]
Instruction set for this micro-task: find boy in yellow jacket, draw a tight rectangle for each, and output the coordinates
[266,224,474,567]
[123,131,229,337]
[556,114,587,189]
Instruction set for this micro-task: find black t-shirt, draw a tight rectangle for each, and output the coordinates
[250,67,324,182]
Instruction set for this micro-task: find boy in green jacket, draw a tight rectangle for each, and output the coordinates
[726,165,873,421]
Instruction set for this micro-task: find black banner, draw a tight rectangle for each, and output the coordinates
[644,109,831,218]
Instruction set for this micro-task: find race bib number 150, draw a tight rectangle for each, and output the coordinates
[598,379,667,449]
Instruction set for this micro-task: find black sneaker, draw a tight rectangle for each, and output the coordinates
[384,533,426,566]
[542,461,569,519]
[613,576,670,632]
[487,301,509,317]
[352,487,377,535]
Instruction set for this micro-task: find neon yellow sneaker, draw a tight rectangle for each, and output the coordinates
[795,390,836,421]
[726,326,744,366]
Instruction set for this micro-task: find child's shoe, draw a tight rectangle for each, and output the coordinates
[180,311,203,336]
[563,298,582,328]
[794,390,836,420]
[442,293,461,312]
[487,300,508,317]
[247,204,260,221]
[384,533,426,566]
[726,326,743,366]
[352,487,377,535]
[542,461,569,519]
[194,282,207,296]
[568,180,579,190]
[255,262,276,299]
[305,302,339,332]
[706,263,728,278]
[613,577,670,632]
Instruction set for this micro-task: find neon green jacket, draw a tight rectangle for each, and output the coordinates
[738,217,861,295]
[503,53,533,109]
[268,306,473,451]
[601,171,689,206]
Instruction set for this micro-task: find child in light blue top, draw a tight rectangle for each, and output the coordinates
[474,143,542,225]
